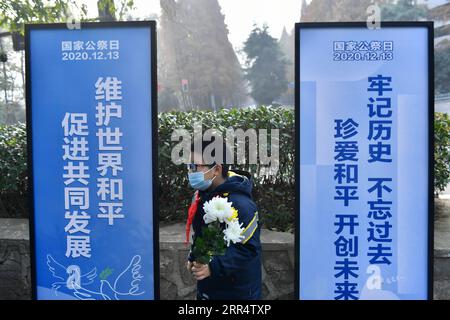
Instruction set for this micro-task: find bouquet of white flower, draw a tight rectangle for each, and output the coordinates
[192,196,245,264]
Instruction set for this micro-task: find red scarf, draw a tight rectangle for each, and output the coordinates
[185,190,200,245]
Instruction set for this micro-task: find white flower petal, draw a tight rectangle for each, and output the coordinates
[223,219,245,246]
[203,196,234,224]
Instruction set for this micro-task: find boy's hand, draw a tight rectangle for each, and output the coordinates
[186,261,194,272]
[192,261,211,281]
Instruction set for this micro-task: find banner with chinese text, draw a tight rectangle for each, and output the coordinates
[296,22,433,300]
[26,21,158,300]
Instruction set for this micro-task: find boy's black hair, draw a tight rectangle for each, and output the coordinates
[190,138,230,178]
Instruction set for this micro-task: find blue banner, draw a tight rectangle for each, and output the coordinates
[297,22,432,300]
[26,22,157,300]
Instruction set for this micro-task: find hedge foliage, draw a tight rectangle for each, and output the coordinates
[435,112,450,194]
[1,108,449,232]
[158,106,295,231]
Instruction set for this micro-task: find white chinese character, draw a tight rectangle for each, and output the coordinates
[383,41,393,51]
[95,77,122,101]
[85,41,96,50]
[62,41,72,51]
[97,128,123,151]
[64,187,89,209]
[63,162,90,185]
[73,41,84,51]
[97,153,123,176]
[95,102,122,126]
[64,211,91,234]
[109,40,119,50]
[370,41,382,51]
[345,41,357,51]
[98,202,124,225]
[333,41,345,51]
[357,41,369,51]
[97,40,108,50]
[62,137,89,161]
[62,113,88,136]
[66,235,91,258]
[97,178,123,201]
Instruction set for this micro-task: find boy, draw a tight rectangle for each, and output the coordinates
[186,140,262,300]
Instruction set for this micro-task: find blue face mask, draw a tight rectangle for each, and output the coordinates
[188,165,217,191]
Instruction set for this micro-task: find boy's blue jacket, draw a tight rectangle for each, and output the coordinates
[188,169,262,300]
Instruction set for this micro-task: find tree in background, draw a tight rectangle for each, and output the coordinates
[0,0,135,125]
[300,0,427,22]
[436,44,450,95]
[0,0,85,125]
[278,27,294,106]
[300,0,373,22]
[0,0,88,34]
[380,0,428,21]
[97,0,136,22]
[243,25,288,106]
[435,113,450,196]
[0,38,25,124]
[158,0,246,111]
[0,0,135,32]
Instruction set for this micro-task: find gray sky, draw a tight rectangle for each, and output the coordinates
[216,0,302,50]
[83,0,303,49]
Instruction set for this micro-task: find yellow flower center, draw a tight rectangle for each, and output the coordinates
[228,207,239,222]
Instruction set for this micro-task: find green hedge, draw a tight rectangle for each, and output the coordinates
[1,109,449,232]
[0,123,28,218]
[435,112,450,195]
[158,106,295,231]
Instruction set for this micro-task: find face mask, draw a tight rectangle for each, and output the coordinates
[188,165,217,191]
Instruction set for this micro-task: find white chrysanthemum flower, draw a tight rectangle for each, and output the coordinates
[203,211,217,224]
[203,196,234,224]
[223,219,245,247]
